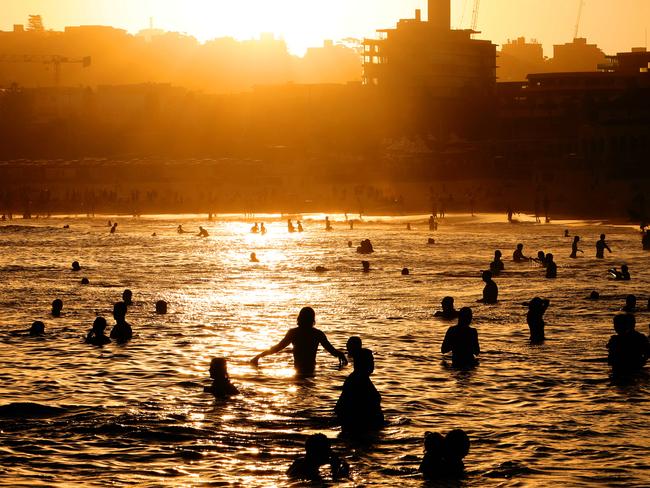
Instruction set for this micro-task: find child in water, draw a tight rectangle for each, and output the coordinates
[85,317,111,346]
[419,429,471,479]
[434,296,459,320]
[287,433,349,481]
[526,297,550,343]
[204,358,239,397]
[609,265,630,280]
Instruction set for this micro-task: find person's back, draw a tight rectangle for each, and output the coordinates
[608,314,650,375]
[110,302,132,343]
[545,254,557,278]
[596,234,610,258]
[481,271,498,304]
[442,308,480,368]
[86,317,111,346]
[527,298,549,343]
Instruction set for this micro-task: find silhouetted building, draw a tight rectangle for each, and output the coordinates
[362,0,496,98]
[549,38,606,73]
[498,37,545,82]
[600,47,650,74]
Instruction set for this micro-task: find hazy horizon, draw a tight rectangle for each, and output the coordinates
[1,0,648,56]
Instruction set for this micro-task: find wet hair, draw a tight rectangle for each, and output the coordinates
[482,270,492,281]
[305,433,331,463]
[423,431,445,454]
[71,261,81,271]
[156,300,168,314]
[113,301,127,319]
[402,268,410,275]
[589,291,600,300]
[445,429,470,460]
[297,307,315,328]
[93,316,107,331]
[81,277,89,285]
[209,357,229,379]
[29,321,45,336]
[346,336,362,355]
[458,307,473,325]
[441,296,454,308]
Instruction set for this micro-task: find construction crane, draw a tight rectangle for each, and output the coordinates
[573,0,585,39]
[471,0,481,31]
[0,55,91,87]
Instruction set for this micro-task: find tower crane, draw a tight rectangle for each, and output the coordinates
[0,55,91,87]
[471,0,481,31]
[573,0,585,39]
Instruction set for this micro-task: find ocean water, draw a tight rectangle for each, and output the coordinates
[1,214,649,487]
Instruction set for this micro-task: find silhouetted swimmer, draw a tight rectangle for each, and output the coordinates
[429,215,437,231]
[535,251,547,266]
[107,220,112,227]
[347,240,353,248]
[513,244,530,263]
[479,271,498,304]
[85,317,111,346]
[596,234,612,258]
[356,239,374,254]
[204,358,239,397]
[442,307,480,368]
[110,301,132,343]
[51,299,63,317]
[315,266,327,273]
[122,289,133,306]
[250,307,347,375]
[643,230,650,250]
[29,321,45,337]
[361,261,370,273]
[406,223,412,231]
[71,261,81,272]
[197,226,209,237]
[287,219,296,233]
[428,238,435,245]
[110,223,117,234]
[623,295,637,313]
[570,236,583,258]
[527,297,550,343]
[335,346,383,432]
[297,221,304,232]
[564,229,570,237]
[250,222,259,233]
[349,220,354,230]
[607,314,650,376]
[325,216,332,231]
[610,264,630,281]
[419,429,470,479]
[177,224,187,234]
[287,434,349,481]
[545,253,557,278]
[402,267,410,276]
[588,290,600,300]
[81,277,89,285]
[250,252,259,263]
[63,224,70,229]
[435,297,459,320]
[490,250,504,275]
[155,300,168,314]
[260,222,267,234]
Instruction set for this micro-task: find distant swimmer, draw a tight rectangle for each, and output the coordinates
[250,252,259,263]
[623,294,637,313]
[287,433,350,481]
[297,221,304,232]
[177,224,188,234]
[545,253,557,278]
[356,239,374,254]
[85,317,111,346]
[325,216,333,231]
[596,234,612,259]
[260,223,267,234]
[361,261,370,273]
[250,307,348,376]
[406,223,412,231]
[287,219,296,233]
[441,307,480,369]
[513,244,530,263]
[419,429,471,480]
[607,314,650,376]
[80,277,90,285]
[564,229,570,238]
[29,321,45,337]
[570,236,583,258]
[110,301,133,343]
[107,220,112,227]
[204,358,239,397]
[609,264,630,281]
[479,271,498,304]
[490,250,504,275]
[643,230,650,250]
[110,223,118,234]
[347,240,353,248]
[197,226,209,238]
[434,296,459,320]
[535,251,547,267]
[71,261,81,272]
[122,289,133,306]
[51,299,63,317]
[428,238,436,245]
[401,268,410,276]
[349,220,354,230]
[315,266,328,273]
[588,290,600,300]
[155,300,168,314]
[429,215,438,231]
[63,224,70,229]
[251,223,259,234]
[526,297,550,343]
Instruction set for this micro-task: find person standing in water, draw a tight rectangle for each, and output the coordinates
[110,223,118,234]
[441,307,480,369]
[479,271,498,304]
[325,217,333,231]
[110,302,132,343]
[513,244,530,263]
[526,297,550,344]
[570,236,583,258]
[250,307,347,375]
[545,254,557,278]
[596,234,612,259]
[490,250,504,275]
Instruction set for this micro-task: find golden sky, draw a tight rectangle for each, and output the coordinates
[2,0,648,55]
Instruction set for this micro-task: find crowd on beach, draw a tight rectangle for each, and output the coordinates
[12,214,650,482]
